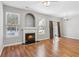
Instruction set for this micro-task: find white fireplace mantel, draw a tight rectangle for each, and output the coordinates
[23,27,37,43]
[23,27,37,30]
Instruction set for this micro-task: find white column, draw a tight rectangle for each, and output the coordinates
[0,2,3,55]
[53,21,59,42]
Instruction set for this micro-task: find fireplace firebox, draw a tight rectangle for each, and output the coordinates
[25,33,35,44]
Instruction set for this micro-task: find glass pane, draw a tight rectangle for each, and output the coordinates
[7,13,18,26]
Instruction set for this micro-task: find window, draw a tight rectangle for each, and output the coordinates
[38,19,46,34]
[6,12,20,37]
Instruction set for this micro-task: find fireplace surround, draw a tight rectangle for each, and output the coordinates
[22,13,37,44]
[23,27,37,44]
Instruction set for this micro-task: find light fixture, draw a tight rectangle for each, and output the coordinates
[42,1,50,7]
[63,17,69,21]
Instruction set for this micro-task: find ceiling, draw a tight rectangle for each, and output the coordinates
[2,1,79,17]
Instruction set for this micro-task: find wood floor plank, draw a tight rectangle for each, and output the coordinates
[1,37,79,57]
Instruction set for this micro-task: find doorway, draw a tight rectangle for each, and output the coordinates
[49,21,61,40]
[57,22,61,37]
[49,21,53,39]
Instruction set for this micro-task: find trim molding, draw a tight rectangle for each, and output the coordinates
[37,38,49,41]
[0,46,4,56]
[4,42,22,47]
[63,36,79,40]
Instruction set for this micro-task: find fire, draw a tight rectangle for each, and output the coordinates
[28,35,33,39]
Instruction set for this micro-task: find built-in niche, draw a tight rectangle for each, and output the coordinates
[25,13,35,27]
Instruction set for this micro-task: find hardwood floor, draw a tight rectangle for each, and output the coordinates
[1,37,79,57]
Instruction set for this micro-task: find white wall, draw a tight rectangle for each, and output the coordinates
[62,15,79,39]
[0,2,3,55]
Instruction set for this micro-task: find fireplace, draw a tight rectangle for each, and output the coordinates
[25,33,35,44]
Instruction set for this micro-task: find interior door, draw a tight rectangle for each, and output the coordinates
[49,21,53,39]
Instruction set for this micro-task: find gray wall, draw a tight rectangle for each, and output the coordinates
[3,5,52,45]
[62,15,79,39]
[0,2,3,55]
[3,5,26,45]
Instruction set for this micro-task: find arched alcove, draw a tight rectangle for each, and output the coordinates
[25,13,35,27]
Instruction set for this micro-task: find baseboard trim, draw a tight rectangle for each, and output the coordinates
[62,36,79,40]
[37,38,49,41]
[0,46,4,56]
[4,42,22,47]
